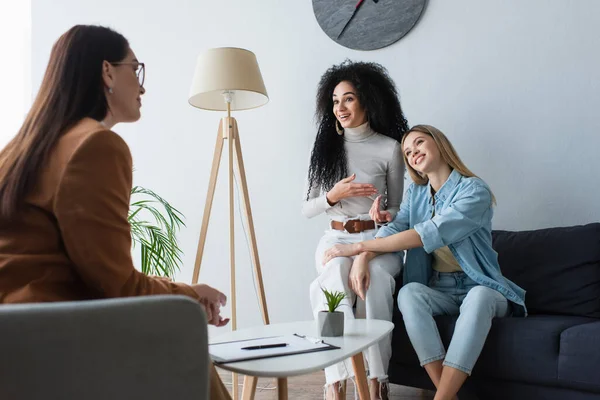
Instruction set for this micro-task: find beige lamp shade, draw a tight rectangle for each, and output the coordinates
[188,47,268,111]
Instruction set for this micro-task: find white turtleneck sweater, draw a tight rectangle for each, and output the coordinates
[302,122,405,221]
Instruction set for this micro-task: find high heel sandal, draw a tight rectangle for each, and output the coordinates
[325,380,347,400]
[369,379,389,400]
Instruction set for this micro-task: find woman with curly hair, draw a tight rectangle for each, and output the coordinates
[303,60,409,400]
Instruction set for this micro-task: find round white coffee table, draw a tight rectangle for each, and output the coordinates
[211,319,393,400]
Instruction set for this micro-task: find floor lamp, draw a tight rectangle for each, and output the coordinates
[188,47,270,399]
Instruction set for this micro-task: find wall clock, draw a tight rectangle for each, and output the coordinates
[312,0,427,51]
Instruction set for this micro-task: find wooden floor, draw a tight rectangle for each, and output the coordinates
[218,369,435,399]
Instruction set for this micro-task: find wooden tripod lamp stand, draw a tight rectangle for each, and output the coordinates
[188,47,271,336]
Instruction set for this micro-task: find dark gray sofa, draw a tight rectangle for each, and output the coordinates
[389,223,600,400]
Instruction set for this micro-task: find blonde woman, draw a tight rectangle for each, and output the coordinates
[323,125,526,400]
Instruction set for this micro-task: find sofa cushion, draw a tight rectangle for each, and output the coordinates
[472,315,598,389]
[558,320,600,389]
[492,223,600,318]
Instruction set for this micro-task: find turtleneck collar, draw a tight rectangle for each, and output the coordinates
[343,121,376,142]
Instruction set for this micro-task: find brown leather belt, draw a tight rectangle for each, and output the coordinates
[331,219,376,234]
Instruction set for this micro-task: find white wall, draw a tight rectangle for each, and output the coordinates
[0,0,31,148]
[31,0,600,331]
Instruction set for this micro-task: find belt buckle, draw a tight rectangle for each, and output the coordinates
[343,220,358,234]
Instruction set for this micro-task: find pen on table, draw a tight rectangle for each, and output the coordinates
[241,343,288,350]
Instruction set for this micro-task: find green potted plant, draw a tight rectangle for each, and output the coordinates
[128,186,185,278]
[318,288,347,337]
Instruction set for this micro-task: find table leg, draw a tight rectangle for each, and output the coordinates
[241,375,258,400]
[277,377,288,400]
[351,353,371,400]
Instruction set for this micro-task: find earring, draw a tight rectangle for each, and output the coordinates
[108,87,113,94]
[335,120,344,136]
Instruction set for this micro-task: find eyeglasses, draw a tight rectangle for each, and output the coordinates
[111,62,145,87]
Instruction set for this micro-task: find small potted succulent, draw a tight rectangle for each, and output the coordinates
[318,288,347,337]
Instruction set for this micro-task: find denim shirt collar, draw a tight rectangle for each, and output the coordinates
[428,169,461,204]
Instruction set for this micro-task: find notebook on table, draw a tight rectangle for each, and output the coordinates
[209,333,340,364]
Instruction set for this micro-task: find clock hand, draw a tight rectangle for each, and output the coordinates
[337,0,365,39]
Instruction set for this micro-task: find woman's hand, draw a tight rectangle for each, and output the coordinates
[203,300,230,327]
[326,174,378,205]
[369,195,392,224]
[322,243,361,265]
[349,254,370,301]
[192,284,230,327]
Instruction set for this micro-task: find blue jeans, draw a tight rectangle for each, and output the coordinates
[397,271,509,374]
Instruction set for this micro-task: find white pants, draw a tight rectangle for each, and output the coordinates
[309,227,402,384]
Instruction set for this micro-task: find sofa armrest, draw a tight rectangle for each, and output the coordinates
[558,320,600,387]
[0,295,209,400]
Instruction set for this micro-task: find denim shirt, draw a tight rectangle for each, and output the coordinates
[376,169,527,316]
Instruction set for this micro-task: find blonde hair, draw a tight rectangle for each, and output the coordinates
[401,124,496,204]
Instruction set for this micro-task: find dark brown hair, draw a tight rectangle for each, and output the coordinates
[0,25,129,218]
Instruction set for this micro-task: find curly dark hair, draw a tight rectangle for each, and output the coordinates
[306,60,409,199]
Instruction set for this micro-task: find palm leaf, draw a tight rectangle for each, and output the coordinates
[129,185,185,278]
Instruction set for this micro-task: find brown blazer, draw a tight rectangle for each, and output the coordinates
[0,118,200,303]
